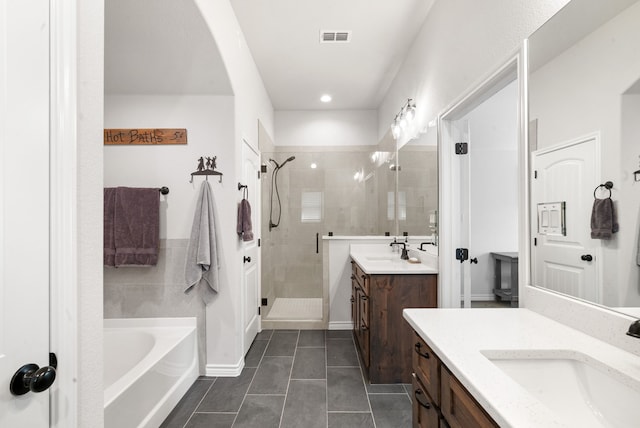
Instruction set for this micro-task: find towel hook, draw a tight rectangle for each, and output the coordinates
[593,181,613,199]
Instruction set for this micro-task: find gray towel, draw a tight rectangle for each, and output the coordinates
[590,197,618,239]
[237,198,254,242]
[185,181,220,304]
[104,187,160,266]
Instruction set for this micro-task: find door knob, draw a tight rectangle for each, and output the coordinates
[581,254,593,262]
[243,256,251,263]
[10,363,56,395]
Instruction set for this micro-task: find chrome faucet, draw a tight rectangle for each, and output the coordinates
[390,241,409,260]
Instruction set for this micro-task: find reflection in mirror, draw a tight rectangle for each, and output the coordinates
[528,0,640,314]
[397,126,438,242]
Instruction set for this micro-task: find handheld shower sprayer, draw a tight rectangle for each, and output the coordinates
[268,155,296,230]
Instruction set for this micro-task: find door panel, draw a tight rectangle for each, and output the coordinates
[532,137,599,302]
[242,139,261,354]
[0,1,51,426]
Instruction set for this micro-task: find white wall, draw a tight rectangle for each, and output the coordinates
[104,95,234,240]
[462,81,519,299]
[78,0,104,425]
[275,110,377,147]
[377,0,570,140]
[193,0,275,374]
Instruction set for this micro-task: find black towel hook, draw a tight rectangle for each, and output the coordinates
[593,181,613,199]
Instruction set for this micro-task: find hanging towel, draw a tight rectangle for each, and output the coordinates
[184,181,220,304]
[112,187,160,266]
[590,197,619,239]
[104,188,117,267]
[237,198,254,242]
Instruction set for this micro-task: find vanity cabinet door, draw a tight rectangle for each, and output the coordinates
[413,333,440,406]
[441,367,498,428]
[412,373,440,428]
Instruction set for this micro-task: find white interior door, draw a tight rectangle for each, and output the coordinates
[242,139,261,355]
[532,136,599,302]
[452,119,472,308]
[0,1,52,426]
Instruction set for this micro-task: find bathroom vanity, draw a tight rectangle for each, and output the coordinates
[404,308,640,427]
[350,245,437,384]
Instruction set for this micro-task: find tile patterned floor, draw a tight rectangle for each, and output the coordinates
[160,330,412,428]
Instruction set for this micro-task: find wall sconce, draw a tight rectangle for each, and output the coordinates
[634,169,640,182]
[390,98,416,140]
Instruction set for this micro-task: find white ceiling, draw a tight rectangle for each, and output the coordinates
[104,0,434,111]
[230,0,436,110]
[105,0,232,95]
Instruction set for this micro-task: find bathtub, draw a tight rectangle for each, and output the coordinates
[104,318,199,428]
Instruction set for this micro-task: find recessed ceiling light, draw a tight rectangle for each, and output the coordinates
[320,94,332,103]
[310,163,317,169]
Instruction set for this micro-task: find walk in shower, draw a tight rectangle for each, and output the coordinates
[260,141,437,327]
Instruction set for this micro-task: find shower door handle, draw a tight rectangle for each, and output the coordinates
[243,256,251,263]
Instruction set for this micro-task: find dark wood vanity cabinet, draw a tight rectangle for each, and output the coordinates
[351,259,437,384]
[411,332,499,428]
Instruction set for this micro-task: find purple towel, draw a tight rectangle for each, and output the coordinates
[590,197,618,239]
[104,188,117,266]
[237,198,254,242]
[104,187,160,266]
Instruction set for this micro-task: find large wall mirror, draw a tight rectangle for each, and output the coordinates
[528,0,640,315]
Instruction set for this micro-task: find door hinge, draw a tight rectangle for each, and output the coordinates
[261,298,268,306]
[257,170,261,179]
[258,238,261,247]
[534,237,537,246]
[261,164,267,173]
[534,170,538,179]
[455,142,468,155]
[455,248,469,263]
[258,306,261,315]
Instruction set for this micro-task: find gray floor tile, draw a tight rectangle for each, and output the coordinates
[248,356,293,394]
[244,340,268,367]
[280,380,327,428]
[233,395,285,428]
[196,369,256,413]
[184,412,236,428]
[264,332,298,356]
[365,382,406,393]
[160,379,215,427]
[402,383,412,396]
[326,339,359,366]
[298,330,325,347]
[328,412,375,428]
[291,347,326,379]
[327,367,369,411]
[255,329,274,340]
[369,393,412,428]
[326,330,352,339]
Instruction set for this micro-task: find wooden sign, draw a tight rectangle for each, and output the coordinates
[104,128,187,145]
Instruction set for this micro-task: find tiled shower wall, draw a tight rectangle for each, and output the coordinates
[104,239,206,374]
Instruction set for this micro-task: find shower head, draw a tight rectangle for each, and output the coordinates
[280,156,296,168]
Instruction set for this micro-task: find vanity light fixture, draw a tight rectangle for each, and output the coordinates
[390,98,417,140]
[320,94,332,103]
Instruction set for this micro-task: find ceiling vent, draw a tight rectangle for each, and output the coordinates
[320,30,351,43]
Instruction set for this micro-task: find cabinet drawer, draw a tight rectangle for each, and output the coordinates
[413,333,440,406]
[441,367,498,428]
[412,373,440,428]
[351,261,369,294]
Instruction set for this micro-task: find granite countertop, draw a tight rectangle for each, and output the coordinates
[350,243,438,275]
[403,308,640,428]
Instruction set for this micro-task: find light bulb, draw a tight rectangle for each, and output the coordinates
[405,105,416,122]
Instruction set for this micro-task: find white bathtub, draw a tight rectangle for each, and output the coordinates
[104,318,199,428]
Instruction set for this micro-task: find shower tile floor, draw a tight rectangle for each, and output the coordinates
[160,329,412,428]
[264,298,323,320]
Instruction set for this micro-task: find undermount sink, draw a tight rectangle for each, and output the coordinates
[364,255,400,262]
[484,351,640,427]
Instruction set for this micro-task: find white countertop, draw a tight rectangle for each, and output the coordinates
[403,308,640,428]
[350,243,437,274]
